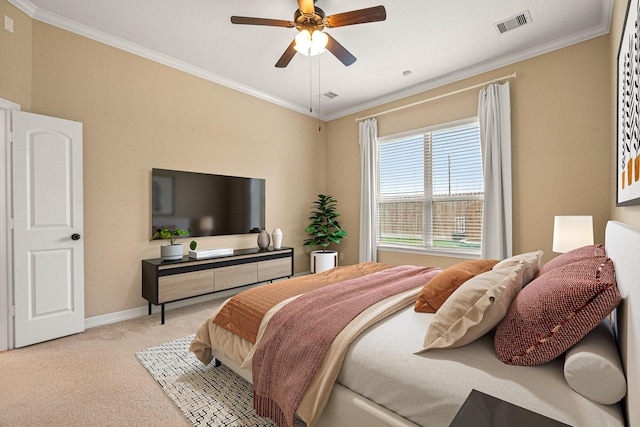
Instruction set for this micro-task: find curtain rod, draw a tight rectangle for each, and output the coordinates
[355,72,517,122]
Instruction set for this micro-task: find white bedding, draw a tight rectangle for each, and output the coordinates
[194,221,640,427]
[337,306,625,427]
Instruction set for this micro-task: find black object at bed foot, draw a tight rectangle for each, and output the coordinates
[213,358,222,367]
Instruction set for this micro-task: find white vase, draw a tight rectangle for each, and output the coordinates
[272,228,283,249]
[160,244,183,260]
[310,250,338,273]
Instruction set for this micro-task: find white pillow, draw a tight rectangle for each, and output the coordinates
[564,320,627,405]
[417,251,542,352]
[493,250,542,285]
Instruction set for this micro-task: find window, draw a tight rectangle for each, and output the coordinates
[376,119,483,256]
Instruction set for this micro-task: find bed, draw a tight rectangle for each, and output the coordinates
[190,220,639,427]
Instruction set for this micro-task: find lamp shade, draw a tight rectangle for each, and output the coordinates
[552,216,594,253]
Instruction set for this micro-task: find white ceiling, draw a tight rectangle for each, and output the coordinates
[9,0,613,120]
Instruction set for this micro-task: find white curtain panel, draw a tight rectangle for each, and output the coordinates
[359,118,378,262]
[478,82,513,259]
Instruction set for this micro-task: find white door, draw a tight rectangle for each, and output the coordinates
[12,111,84,348]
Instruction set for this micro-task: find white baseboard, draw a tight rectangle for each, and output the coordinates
[84,272,311,329]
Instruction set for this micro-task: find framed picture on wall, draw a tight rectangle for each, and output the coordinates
[617,0,640,206]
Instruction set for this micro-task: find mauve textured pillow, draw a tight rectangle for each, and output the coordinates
[414,259,498,313]
[538,244,606,276]
[564,320,627,405]
[495,257,621,366]
[416,251,542,352]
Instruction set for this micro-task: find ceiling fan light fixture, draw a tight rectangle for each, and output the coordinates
[294,29,328,56]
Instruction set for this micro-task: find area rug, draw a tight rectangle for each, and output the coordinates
[136,335,306,427]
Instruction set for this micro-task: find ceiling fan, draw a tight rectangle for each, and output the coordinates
[230,0,387,68]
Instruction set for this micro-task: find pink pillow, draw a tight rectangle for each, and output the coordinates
[494,257,621,366]
[538,244,606,276]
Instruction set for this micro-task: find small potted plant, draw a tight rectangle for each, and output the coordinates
[152,226,190,260]
[304,194,347,273]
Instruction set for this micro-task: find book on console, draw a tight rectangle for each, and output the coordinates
[188,248,234,259]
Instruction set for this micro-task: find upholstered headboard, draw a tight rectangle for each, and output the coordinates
[605,221,640,427]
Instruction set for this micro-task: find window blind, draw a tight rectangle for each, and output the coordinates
[377,121,483,254]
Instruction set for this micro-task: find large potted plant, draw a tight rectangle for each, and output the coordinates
[304,194,347,273]
[152,226,190,260]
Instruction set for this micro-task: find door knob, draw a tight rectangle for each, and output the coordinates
[71,233,81,241]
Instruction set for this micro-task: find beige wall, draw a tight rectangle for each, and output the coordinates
[0,1,31,109]
[0,0,631,318]
[2,16,327,317]
[327,36,612,268]
[611,0,640,225]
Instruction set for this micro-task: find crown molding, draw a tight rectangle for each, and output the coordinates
[6,0,314,118]
[325,0,614,121]
[6,0,36,16]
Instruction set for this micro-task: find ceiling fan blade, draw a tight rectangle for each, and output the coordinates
[275,39,298,68]
[230,16,295,28]
[324,6,387,28]
[325,34,356,66]
[297,0,315,15]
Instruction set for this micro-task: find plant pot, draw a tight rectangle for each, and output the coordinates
[161,244,184,260]
[310,250,338,274]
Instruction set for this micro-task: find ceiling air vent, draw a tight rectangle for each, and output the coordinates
[321,91,338,100]
[494,10,532,34]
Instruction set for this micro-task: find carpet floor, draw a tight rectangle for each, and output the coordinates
[0,299,225,426]
[136,335,306,427]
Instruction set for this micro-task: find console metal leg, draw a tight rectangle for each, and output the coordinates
[161,304,165,325]
[213,358,221,367]
[148,302,152,316]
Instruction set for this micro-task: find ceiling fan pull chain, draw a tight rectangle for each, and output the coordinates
[318,55,322,132]
[309,54,313,113]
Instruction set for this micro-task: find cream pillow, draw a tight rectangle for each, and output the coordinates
[493,250,542,286]
[564,320,627,405]
[417,251,542,352]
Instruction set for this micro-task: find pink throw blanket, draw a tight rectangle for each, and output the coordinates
[252,265,440,427]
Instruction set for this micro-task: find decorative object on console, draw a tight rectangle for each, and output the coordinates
[304,194,347,273]
[152,226,190,260]
[189,248,234,259]
[190,240,197,250]
[552,215,593,253]
[257,230,270,249]
[272,228,283,249]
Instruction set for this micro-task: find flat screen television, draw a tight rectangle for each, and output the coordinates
[151,168,265,238]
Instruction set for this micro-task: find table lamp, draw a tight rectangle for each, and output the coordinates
[552,216,594,253]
